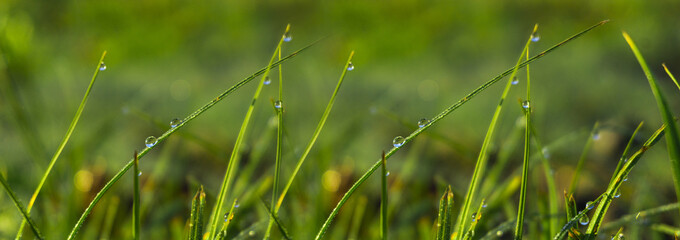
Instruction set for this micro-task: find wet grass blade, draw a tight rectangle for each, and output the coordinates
[66,38,319,240]
[215,198,238,239]
[16,51,106,239]
[623,31,680,217]
[663,63,680,92]
[0,173,44,239]
[564,191,577,240]
[515,98,532,240]
[260,199,292,240]
[568,122,599,195]
[314,20,609,240]
[380,151,388,240]
[455,24,536,240]
[463,199,486,240]
[133,151,141,240]
[436,186,454,240]
[188,186,206,240]
[600,202,679,231]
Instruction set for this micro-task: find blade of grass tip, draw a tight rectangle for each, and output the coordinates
[600,202,680,231]
[515,98,533,240]
[564,191,578,240]
[66,40,320,240]
[436,187,447,240]
[613,227,624,240]
[455,24,536,240]
[553,194,605,240]
[568,122,599,195]
[275,51,354,211]
[260,199,292,240]
[16,51,106,239]
[215,198,239,239]
[463,199,485,240]
[0,173,44,239]
[188,186,205,240]
[133,151,141,240]
[263,24,290,240]
[315,20,609,240]
[608,122,644,186]
[663,63,680,92]
[380,151,388,240]
[624,31,680,218]
[584,123,668,239]
[436,186,454,240]
[651,224,680,238]
[209,32,286,240]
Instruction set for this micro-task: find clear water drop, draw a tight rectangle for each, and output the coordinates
[385,171,390,176]
[392,136,405,147]
[496,230,503,236]
[593,131,601,140]
[417,118,430,128]
[283,32,292,42]
[471,213,477,222]
[613,189,621,198]
[623,177,628,182]
[264,76,271,85]
[347,62,355,71]
[586,201,595,210]
[224,213,229,221]
[274,100,283,109]
[248,230,256,236]
[235,202,240,208]
[542,147,550,159]
[482,203,488,208]
[511,76,519,85]
[522,100,530,109]
[617,233,625,240]
[137,171,142,177]
[99,62,107,71]
[531,33,540,42]
[145,136,157,147]
[579,214,590,225]
[170,118,182,128]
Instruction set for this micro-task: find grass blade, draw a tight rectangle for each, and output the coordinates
[215,198,239,239]
[515,98,532,240]
[260,199,292,240]
[314,20,609,240]
[623,31,680,217]
[608,122,644,186]
[662,63,680,92]
[188,186,206,240]
[600,202,679,231]
[0,173,44,239]
[568,122,599,195]
[66,38,319,240]
[436,186,454,240]
[380,151,388,240]
[564,191,578,240]
[16,51,106,239]
[133,151,141,240]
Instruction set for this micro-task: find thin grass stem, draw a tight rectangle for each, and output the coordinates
[662,63,680,92]
[515,99,532,240]
[380,151,388,240]
[0,173,44,239]
[132,151,141,240]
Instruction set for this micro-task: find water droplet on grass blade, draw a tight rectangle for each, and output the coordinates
[593,131,601,140]
[531,33,540,42]
[511,76,519,85]
[99,62,107,71]
[385,171,390,176]
[145,136,157,147]
[471,213,477,222]
[496,230,503,236]
[417,118,429,128]
[170,118,182,128]
[522,100,530,109]
[224,213,229,221]
[542,147,550,159]
[579,214,590,225]
[586,201,595,210]
[274,100,283,109]
[137,171,142,176]
[248,230,256,236]
[613,189,621,198]
[392,136,405,147]
[347,62,354,71]
[283,32,292,42]
[264,76,271,85]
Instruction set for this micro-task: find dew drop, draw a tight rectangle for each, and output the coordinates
[347,62,355,71]
[264,76,271,85]
[471,213,477,222]
[385,171,390,177]
[137,171,142,177]
[586,201,595,210]
[593,131,601,140]
[248,230,256,236]
[613,189,621,198]
[482,203,488,208]
[99,62,107,71]
[224,213,229,222]
[579,214,590,225]
[496,230,503,236]
[170,118,182,128]
[392,136,405,147]
[274,100,283,109]
[145,136,157,147]
[617,233,625,240]
[522,100,530,109]
[531,33,540,42]
[623,176,628,182]
[542,147,550,159]
[283,32,292,42]
[511,76,519,85]
[234,202,240,208]
[417,118,430,128]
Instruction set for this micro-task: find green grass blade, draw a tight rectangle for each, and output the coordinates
[275,51,354,210]
[66,39,318,240]
[455,25,536,240]
[436,186,454,240]
[260,199,292,240]
[600,202,679,232]
[515,99,532,240]
[16,51,106,239]
[463,199,485,240]
[0,173,44,239]
[623,31,680,217]
[584,123,668,238]
[568,122,599,195]
[347,196,368,240]
[564,191,577,240]
[133,151,141,240]
[608,122,644,186]
[100,196,120,240]
[553,194,604,240]
[188,186,206,240]
[663,63,680,92]
[380,151,388,240]
[314,20,608,240]
[215,198,239,239]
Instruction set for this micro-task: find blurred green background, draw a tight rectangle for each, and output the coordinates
[2,0,680,239]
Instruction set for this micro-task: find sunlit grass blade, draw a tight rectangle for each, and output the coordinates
[623,31,680,217]
[188,186,205,240]
[0,172,44,239]
[600,202,679,231]
[651,224,680,238]
[16,51,106,239]
[380,151,388,240]
[66,39,319,240]
[564,191,578,240]
[515,98,532,240]
[133,151,141,240]
[568,122,599,195]
[436,186,454,240]
[260,199,292,240]
[553,194,604,240]
[455,24,536,240]
[584,123,668,239]
[463,199,485,240]
[314,20,609,240]
[663,63,680,92]
[275,51,354,213]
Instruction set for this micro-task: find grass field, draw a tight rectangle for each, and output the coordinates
[2,1,680,239]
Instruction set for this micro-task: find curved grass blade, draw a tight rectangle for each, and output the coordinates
[662,63,680,92]
[188,186,206,240]
[454,24,536,240]
[16,51,106,239]
[66,39,319,240]
[0,173,44,239]
[623,31,680,218]
[133,151,141,240]
[380,151,388,240]
[314,20,609,240]
[568,122,599,195]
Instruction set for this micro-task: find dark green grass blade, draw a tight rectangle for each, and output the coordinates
[623,31,680,217]
[568,122,599,195]
[313,20,609,240]
[66,40,318,240]
[663,63,680,92]
[380,151,388,240]
[16,51,106,239]
[188,186,206,240]
[133,151,141,240]
[260,199,292,240]
[0,173,44,239]
[515,99,532,240]
[584,123,667,238]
